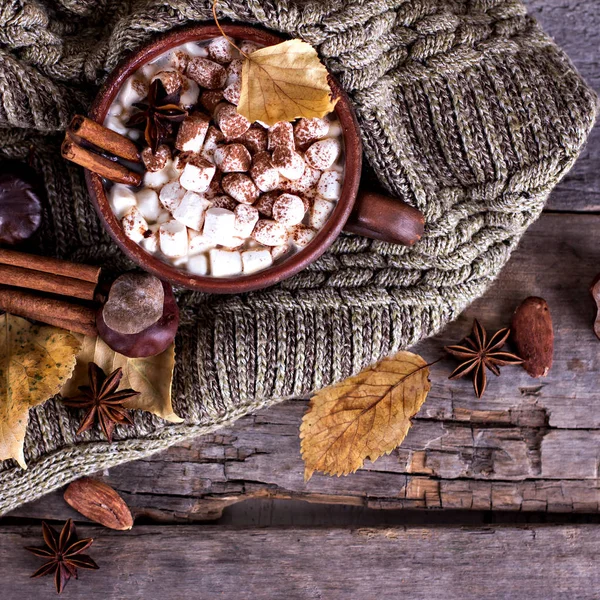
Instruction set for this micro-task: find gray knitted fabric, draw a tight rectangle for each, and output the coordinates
[0,0,596,515]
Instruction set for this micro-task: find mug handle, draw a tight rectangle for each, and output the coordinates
[343,189,425,246]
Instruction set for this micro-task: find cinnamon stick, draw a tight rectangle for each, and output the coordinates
[69,115,141,164]
[0,249,100,284]
[0,288,97,336]
[0,264,97,301]
[62,136,142,187]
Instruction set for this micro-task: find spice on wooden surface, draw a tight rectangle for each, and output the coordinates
[445,320,523,398]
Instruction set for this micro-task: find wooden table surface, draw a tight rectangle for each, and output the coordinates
[2,2,599,598]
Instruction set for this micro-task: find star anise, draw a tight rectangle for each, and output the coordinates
[444,319,523,398]
[25,519,99,594]
[61,362,139,442]
[126,79,187,152]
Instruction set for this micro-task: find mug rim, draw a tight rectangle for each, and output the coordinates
[86,23,362,293]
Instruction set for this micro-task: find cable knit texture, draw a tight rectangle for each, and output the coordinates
[0,0,596,515]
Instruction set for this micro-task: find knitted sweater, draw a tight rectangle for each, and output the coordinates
[0,0,596,515]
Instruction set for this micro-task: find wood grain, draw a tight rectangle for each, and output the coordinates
[8,212,600,521]
[1,524,599,599]
[528,0,600,212]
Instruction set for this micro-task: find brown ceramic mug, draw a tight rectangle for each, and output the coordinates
[86,24,424,293]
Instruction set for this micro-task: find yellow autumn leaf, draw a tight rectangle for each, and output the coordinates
[0,315,81,468]
[237,39,338,126]
[61,336,182,423]
[300,351,431,480]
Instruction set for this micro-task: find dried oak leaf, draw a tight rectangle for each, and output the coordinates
[61,336,181,423]
[300,351,431,481]
[238,39,338,126]
[0,315,81,468]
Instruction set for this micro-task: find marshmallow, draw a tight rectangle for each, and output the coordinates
[215,103,251,138]
[327,120,343,138]
[226,59,243,84]
[156,211,172,224]
[272,193,306,226]
[118,76,147,107]
[200,90,225,113]
[220,236,245,249]
[159,220,188,258]
[109,184,137,218]
[141,63,160,81]
[186,57,227,89]
[107,102,123,117]
[205,172,223,199]
[141,225,160,253]
[249,152,280,192]
[254,191,279,217]
[179,156,216,193]
[214,143,252,172]
[164,49,190,72]
[202,207,236,244]
[316,170,343,201]
[180,78,200,108]
[188,230,214,255]
[271,242,292,261]
[121,206,148,243]
[103,115,128,136]
[176,112,210,153]
[268,121,294,150]
[234,204,259,238]
[136,188,161,222]
[183,42,209,57]
[210,249,243,277]
[142,144,170,172]
[151,69,184,95]
[239,40,262,54]
[188,253,209,276]
[144,160,175,188]
[310,198,336,229]
[223,79,241,105]
[305,138,341,170]
[201,125,225,162]
[159,181,186,212]
[207,37,237,64]
[291,225,317,248]
[222,173,260,204]
[173,191,211,231]
[252,219,287,246]
[294,117,330,150]
[235,124,268,155]
[242,249,273,274]
[272,147,305,180]
[210,194,238,211]
[279,166,321,193]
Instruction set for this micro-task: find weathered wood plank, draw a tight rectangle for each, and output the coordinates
[527,0,600,212]
[6,213,600,521]
[1,524,599,599]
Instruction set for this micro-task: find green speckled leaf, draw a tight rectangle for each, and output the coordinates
[0,315,81,468]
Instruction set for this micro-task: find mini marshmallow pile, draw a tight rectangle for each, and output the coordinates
[105,37,344,278]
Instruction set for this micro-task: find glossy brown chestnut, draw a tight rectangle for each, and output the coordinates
[96,279,179,358]
[86,24,423,294]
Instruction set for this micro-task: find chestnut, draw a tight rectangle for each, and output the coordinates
[97,273,179,358]
[0,161,43,245]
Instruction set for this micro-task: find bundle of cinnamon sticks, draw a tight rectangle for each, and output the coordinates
[62,115,143,186]
[0,249,101,336]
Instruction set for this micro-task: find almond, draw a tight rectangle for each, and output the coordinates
[64,478,133,530]
[511,297,554,378]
